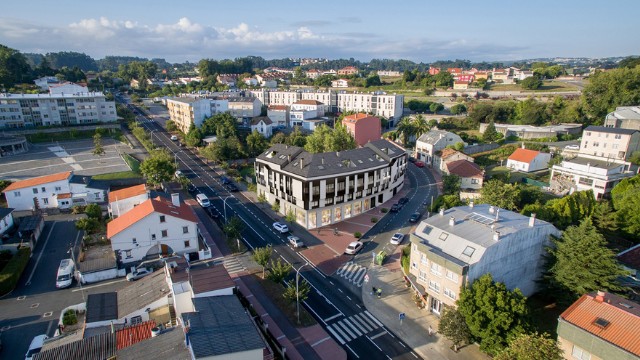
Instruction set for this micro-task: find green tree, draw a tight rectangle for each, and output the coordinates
[457,273,529,356]
[252,245,272,278]
[515,98,548,125]
[520,76,543,90]
[267,259,292,284]
[185,126,203,147]
[479,180,521,211]
[328,124,357,152]
[223,216,244,252]
[582,67,640,123]
[283,278,311,305]
[438,306,471,352]
[412,115,430,137]
[165,120,178,132]
[395,117,416,145]
[611,174,640,236]
[494,332,563,360]
[246,130,269,157]
[430,103,444,114]
[286,126,307,147]
[304,124,332,153]
[285,209,296,223]
[365,74,381,87]
[140,149,176,187]
[0,44,33,87]
[442,174,461,196]
[270,132,287,145]
[434,71,454,88]
[314,74,335,87]
[84,203,102,220]
[201,113,238,138]
[482,121,500,143]
[92,132,105,156]
[547,218,628,302]
[450,104,467,115]
[591,200,618,233]
[75,218,101,234]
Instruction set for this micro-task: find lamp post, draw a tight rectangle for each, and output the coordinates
[222,195,233,223]
[68,245,85,303]
[295,262,308,324]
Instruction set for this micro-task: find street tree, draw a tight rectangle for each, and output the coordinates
[75,218,101,234]
[140,149,176,187]
[252,245,273,278]
[185,126,203,147]
[611,174,640,236]
[430,102,444,114]
[84,203,102,220]
[267,259,292,284]
[92,132,105,156]
[165,120,177,132]
[438,306,471,352]
[285,209,296,223]
[457,273,529,356]
[479,180,521,211]
[246,130,269,157]
[223,216,244,252]
[493,332,563,360]
[283,278,310,304]
[547,218,628,301]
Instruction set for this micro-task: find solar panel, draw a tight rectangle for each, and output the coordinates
[467,212,495,225]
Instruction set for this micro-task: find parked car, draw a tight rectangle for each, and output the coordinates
[390,232,405,245]
[126,268,152,281]
[25,334,49,360]
[206,207,220,219]
[287,235,304,248]
[174,170,184,178]
[398,197,409,205]
[409,212,421,223]
[221,176,231,185]
[170,135,178,141]
[345,241,363,255]
[564,144,580,150]
[414,161,425,168]
[272,222,289,233]
[390,203,400,212]
[225,183,239,192]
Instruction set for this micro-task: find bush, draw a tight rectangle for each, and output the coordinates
[354,232,362,238]
[381,208,388,213]
[401,246,411,274]
[71,205,86,214]
[0,247,31,296]
[247,183,257,192]
[371,217,378,223]
[63,309,78,326]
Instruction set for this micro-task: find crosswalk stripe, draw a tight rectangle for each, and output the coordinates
[326,325,346,345]
[364,311,384,327]
[343,263,357,279]
[352,313,374,332]
[331,323,351,343]
[352,268,366,283]
[343,318,364,336]
[357,312,379,329]
[337,320,357,339]
[336,262,348,276]
[324,313,342,322]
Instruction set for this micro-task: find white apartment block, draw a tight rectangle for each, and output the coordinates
[255,140,407,229]
[227,97,261,121]
[165,97,229,133]
[0,92,116,128]
[580,125,640,161]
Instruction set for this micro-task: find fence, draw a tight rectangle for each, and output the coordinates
[464,143,500,155]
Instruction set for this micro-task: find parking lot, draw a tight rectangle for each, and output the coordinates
[0,138,132,182]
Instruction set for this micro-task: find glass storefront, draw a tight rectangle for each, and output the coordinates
[334,207,342,222]
[296,209,306,227]
[309,212,317,229]
[321,209,332,226]
[353,201,361,216]
[364,198,371,211]
[344,204,352,219]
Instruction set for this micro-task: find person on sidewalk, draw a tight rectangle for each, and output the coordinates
[377,288,382,298]
[372,286,377,296]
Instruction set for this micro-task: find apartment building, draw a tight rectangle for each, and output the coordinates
[267,105,289,128]
[0,91,116,129]
[255,139,407,229]
[408,204,559,315]
[165,97,213,133]
[550,155,634,199]
[227,97,261,122]
[603,106,640,130]
[342,113,382,147]
[580,126,640,161]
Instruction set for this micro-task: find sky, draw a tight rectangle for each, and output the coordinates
[1,0,639,64]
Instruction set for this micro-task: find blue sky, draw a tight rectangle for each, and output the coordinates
[1,0,638,63]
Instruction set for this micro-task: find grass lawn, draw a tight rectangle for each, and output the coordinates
[92,171,142,180]
[122,153,141,173]
[25,129,123,144]
[255,275,317,327]
[488,80,578,92]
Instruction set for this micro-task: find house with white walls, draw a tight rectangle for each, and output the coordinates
[0,208,14,236]
[331,79,349,88]
[108,184,149,218]
[250,116,273,137]
[506,148,552,172]
[291,99,325,118]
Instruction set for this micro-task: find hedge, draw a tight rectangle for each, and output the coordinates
[0,247,31,296]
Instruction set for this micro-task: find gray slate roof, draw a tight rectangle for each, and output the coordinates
[33,332,116,360]
[116,327,189,360]
[69,175,109,190]
[182,296,265,358]
[86,292,118,323]
[118,270,170,318]
[607,106,640,120]
[0,207,14,219]
[585,125,638,135]
[257,139,405,179]
[417,130,458,145]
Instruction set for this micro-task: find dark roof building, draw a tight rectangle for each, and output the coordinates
[86,292,118,324]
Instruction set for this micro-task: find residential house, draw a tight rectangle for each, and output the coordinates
[331,79,349,88]
[447,68,463,75]
[337,66,358,76]
[305,69,322,79]
[444,160,484,191]
[506,147,552,172]
[322,69,337,76]
[115,326,190,360]
[604,106,640,131]
[291,99,325,118]
[415,130,465,165]
[453,81,470,90]
[227,97,261,123]
[580,126,640,161]
[267,105,289,128]
[513,70,534,81]
[454,74,474,83]
[107,194,199,264]
[250,116,273,137]
[479,122,583,140]
[216,74,238,87]
[428,68,441,75]
[474,72,489,80]
[408,204,560,314]
[491,69,513,84]
[557,291,640,360]
[289,108,317,128]
[3,171,106,211]
[342,113,382,147]
[255,140,407,229]
[108,184,149,218]
[243,77,258,86]
[377,70,402,77]
[437,148,474,173]
[0,208,14,236]
[550,155,635,199]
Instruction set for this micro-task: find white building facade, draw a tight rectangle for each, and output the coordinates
[550,155,635,199]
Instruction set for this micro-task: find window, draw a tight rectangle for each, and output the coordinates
[412,262,417,269]
[151,234,156,240]
[130,315,142,325]
[571,345,591,360]
[430,262,442,276]
[160,215,166,223]
[615,134,621,139]
[13,191,20,197]
[446,270,459,283]
[471,178,479,184]
[444,288,456,300]
[183,226,189,234]
[418,270,427,282]
[125,250,132,258]
[42,198,49,205]
[439,232,449,241]
[132,238,137,244]
[184,240,190,248]
[32,188,38,194]
[420,253,428,265]
[428,280,440,293]
[161,230,168,237]
[41,187,46,193]
[462,246,476,257]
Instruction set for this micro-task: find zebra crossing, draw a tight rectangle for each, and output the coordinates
[336,262,367,287]
[325,311,384,345]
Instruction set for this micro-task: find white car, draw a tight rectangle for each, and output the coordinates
[345,241,363,255]
[272,222,289,233]
[170,135,178,141]
[174,170,183,178]
[287,235,304,248]
[25,334,48,360]
[126,268,152,281]
[564,144,580,150]
[390,232,405,245]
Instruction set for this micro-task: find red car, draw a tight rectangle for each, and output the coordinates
[414,161,425,168]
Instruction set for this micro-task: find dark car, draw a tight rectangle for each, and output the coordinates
[390,203,400,212]
[206,207,220,219]
[221,176,231,185]
[409,212,421,223]
[226,184,239,192]
[187,184,198,194]
[398,197,409,205]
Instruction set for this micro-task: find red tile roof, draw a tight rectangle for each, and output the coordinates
[116,320,156,350]
[560,292,640,357]
[268,105,288,111]
[107,196,198,238]
[446,160,483,178]
[618,244,640,269]
[508,148,540,164]
[3,171,72,192]
[109,184,147,203]
[344,113,377,123]
[294,99,323,105]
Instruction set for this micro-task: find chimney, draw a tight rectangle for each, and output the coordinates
[300,158,304,169]
[529,213,536,227]
[449,217,455,226]
[439,208,445,216]
[493,231,500,241]
[495,208,500,222]
[595,291,605,303]
[521,142,525,149]
[489,206,495,214]
[287,155,291,162]
[469,201,474,209]
[171,193,180,207]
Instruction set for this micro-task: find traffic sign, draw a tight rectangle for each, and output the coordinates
[364,274,370,283]
[399,312,406,320]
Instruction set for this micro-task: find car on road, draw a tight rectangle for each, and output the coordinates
[206,207,220,219]
[187,183,198,194]
[390,233,405,245]
[25,334,48,360]
[345,241,363,255]
[287,235,304,248]
[272,222,289,233]
[174,170,184,178]
[170,135,178,141]
[390,203,400,212]
[398,197,409,205]
[564,144,580,150]
[414,161,425,168]
[126,268,152,281]
[56,258,75,289]
[225,184,239,192]
[196,193,210,207]
[409,212,421,223]
[221,176,231,185]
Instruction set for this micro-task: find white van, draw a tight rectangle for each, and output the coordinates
[56,258,75,289]
[25,334,48,360]
[196,193,210,207]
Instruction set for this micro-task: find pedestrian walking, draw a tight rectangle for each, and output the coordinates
[377,288,382,298]
[372,286,377,296]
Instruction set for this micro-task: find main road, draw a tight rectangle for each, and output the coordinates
[126,98,437,360]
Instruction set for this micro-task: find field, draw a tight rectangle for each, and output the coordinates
[488,80,579,92]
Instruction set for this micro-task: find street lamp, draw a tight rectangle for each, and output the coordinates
[222,195,233,223]
[68,246,85,303]
[295,262,308,324]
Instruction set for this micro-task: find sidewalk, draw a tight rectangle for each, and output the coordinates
[362,249,488,360]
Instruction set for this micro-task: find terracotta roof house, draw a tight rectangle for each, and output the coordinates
[337,66,359,75]
[557,291,640,360]
[108,184,149,218]
[108,194,200,264]
[250,116,273,137]
[438,148,474,172]
[343,113,382,147]
[445,160,484,190]
[506,147,551,172]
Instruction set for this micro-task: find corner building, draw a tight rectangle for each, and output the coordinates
[255,139,407,229]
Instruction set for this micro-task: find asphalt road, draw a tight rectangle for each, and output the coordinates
[126,100,430,360]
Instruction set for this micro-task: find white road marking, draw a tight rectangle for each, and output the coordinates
[369,330,388,340]
[72,278,125,291]
[324,313,342,322]
[364,310,384,327]
[25,223,56,285]
[345,344,360,358]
